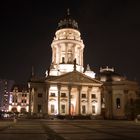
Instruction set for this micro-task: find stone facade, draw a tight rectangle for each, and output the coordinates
[9,85,29,113]
[27,12,139,119]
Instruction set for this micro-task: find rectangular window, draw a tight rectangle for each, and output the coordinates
[91,94,96,99]
[82,105,86,114]
[38,104,42,113]
[116,98,121,109]
[61,93,66,97]
[92,105,95,114]
[22,99,26,103]
[61,105,65,113]
[82,94,86,98]
[51,104,55,113]
[38,93,42,98]
[50,93,55,97]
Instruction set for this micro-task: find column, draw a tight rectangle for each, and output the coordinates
[46,84,50,115]
[68,85,72,115]
[78,86,82,115]
[57,84,61,115]
[28,87,31,116]
[65,43,68,63]
[109,91,113,119]
[87,86,92,115]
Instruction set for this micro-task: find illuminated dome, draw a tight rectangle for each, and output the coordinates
[97,66,125,82]
[57,9,79,30]
[46,9,84,77]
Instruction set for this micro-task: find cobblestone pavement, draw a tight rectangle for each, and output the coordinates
[0,119,140,140]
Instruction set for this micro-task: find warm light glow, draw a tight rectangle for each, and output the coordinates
[84,71,95,78]
[9,105,12,111]
[17,106,21,112]
[9,95,12,104]
[26,106,29,112]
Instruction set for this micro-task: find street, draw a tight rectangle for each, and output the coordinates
[0,119,140,140]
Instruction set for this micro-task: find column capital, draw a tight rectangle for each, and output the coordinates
[77,85,82,91]
[68,85,72,91]
[57,84,61,90]
[46,84,50,89]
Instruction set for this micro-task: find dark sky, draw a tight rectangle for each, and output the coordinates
[0,0,140,84]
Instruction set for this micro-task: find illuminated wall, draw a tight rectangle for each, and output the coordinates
[8,86,29,113]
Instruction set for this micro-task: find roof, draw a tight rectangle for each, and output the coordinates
[96,70,125,82]
[46,70,102,86]
[57,9,79,30]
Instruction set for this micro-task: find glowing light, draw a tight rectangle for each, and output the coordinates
[9,105,12,111]
[17,106,21,112]
[26,106,29,112]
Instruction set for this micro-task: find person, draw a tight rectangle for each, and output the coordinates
[13,115,17,123]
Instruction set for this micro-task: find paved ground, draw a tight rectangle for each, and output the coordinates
[0,119,140,140]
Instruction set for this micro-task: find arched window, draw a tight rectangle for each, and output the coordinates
[116,98,121,109]
[11,107,17,112]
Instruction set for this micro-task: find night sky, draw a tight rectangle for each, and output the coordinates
[0,0,140,84]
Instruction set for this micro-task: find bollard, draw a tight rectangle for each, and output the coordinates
[14,117,17,123]
[135,118,138,123]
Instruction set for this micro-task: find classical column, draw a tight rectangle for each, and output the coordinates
[46,84,50,115]
[124,90,128,116]
[68,85,72,115]
[28,87,31,116]
[57,84,61,115]
[82,48,83,66]
[65,43,68,63]
[108,91,113,119]
[78,86,82,115]
[87,86,92,115]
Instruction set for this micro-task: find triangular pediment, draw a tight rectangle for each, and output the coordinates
[47,71,102,85]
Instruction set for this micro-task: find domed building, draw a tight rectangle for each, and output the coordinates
[97,66,139,119]
[28,11,139,119]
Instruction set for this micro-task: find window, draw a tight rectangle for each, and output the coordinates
[82,94,86,98]
[92,105,95,114]
[61,93,66,97]
[51,105,55,113]
[62,57,65,63]
[22,94,27,97]
[91,94,96,99]
[50,93,55,97]
[38,93,42,98]
[22,99,26,103]
[61,105,65,113]
[38,104,42,113]
[82,105,86,114]
[116,98,121,109]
